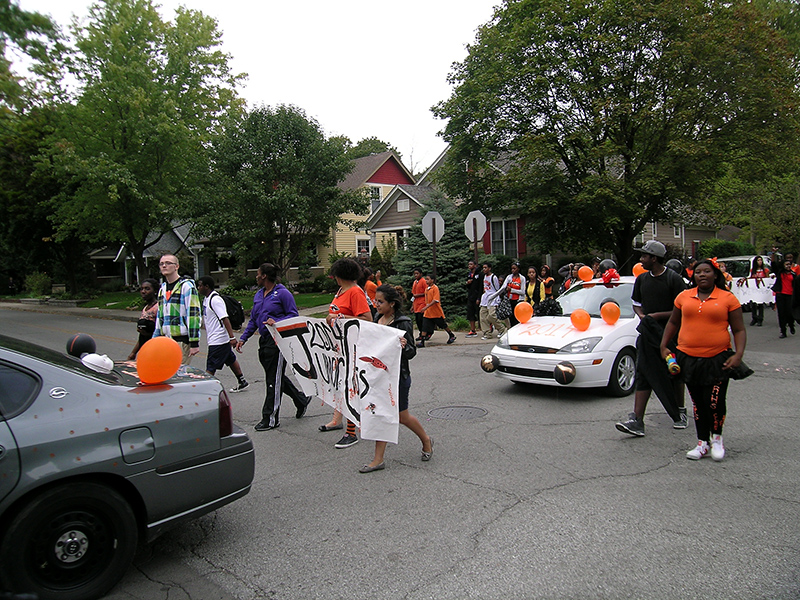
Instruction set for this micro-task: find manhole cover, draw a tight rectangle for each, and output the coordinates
[427,406,488,420]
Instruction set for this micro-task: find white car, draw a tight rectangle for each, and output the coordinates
[486,277,639,396]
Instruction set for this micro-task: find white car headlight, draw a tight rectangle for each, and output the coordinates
[496,334,510,348]
[557,337,602,354]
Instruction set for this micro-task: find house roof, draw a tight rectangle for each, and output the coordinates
[337,151,415,191]
[365,184,438,230]
[416,146,449,186]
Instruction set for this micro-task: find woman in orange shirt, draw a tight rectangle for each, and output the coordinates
[320,258,372,449]
[416,275,456,347]
[660,259,746,462]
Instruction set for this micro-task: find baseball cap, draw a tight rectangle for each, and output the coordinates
[634,240,667,258]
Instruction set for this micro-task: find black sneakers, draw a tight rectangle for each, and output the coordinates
[334,434,359,449]
[229,380,249,393]
[615,413,645,436]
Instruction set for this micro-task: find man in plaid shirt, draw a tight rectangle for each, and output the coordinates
[153,254,201,364]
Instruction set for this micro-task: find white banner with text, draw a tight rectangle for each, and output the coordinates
[269,316,402,444]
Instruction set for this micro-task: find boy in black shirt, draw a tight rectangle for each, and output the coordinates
[616,241,687,436]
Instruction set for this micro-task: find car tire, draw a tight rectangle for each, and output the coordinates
[607,348,636,397]
[0,481,138,600]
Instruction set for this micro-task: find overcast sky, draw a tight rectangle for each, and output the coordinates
[19,0,499,174]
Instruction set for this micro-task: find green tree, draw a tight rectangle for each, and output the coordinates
[0,106,94,292]
[707,167,800,253]
[393,194,472,318]
[43,0,243,282]
[198,104,369,275]
[0,0,62,120]
[345,136,400,160]
[434,0,800,272]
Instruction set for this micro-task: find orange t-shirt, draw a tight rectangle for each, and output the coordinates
[675,288,740,357]
[423,284,445,319]
[364,280,377,302]
[329,285,370,318]
[412,277,427,313]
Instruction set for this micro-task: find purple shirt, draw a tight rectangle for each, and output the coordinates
[240,283,298,343]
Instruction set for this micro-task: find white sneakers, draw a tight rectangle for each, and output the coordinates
[687,436,725,461]
[710,434,725,461]
[686,440,709,460]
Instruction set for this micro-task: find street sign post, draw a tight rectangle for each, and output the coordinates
[421,211,446,279]
[464,210,487,263]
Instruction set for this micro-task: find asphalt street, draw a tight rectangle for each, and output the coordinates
[1,302,798,600]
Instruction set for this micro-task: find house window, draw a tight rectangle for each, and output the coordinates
[368,187,382,213]
[673,224,681,238]
[490,219,518,258]
[356,239,370,263]
[397,198,409,212]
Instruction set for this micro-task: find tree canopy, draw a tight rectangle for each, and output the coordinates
[434,0,800,269]
[42,0,244,282]
[0,0,61,118]
[197,104,369,275]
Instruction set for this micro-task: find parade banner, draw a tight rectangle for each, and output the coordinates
[733,276,775,306]
[269,316,402,444]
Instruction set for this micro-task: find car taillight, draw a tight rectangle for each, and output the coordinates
[219,389,233,437]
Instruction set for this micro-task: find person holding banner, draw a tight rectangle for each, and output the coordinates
[321,258,373,448]
[359,284,433,473]
[746,256,770,326]
[236,263,311,431]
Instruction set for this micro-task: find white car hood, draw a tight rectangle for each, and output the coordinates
[504,316,637,350]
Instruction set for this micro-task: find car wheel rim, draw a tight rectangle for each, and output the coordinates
[617,355,635,391]
[54,529,90,564]
[28,509,114,590]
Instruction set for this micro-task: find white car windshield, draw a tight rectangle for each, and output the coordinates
[556,282,635,318]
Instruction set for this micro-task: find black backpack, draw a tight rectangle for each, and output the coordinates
[209,291,246,331]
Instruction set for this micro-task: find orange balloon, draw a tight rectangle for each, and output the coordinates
[137,336,182,384]
[578,265,593,281]
[570,308,591,331]
[515,301,533,324]
[601,301,621,325]
[632,262,645,277]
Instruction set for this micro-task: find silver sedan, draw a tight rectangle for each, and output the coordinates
[0,334,255,600]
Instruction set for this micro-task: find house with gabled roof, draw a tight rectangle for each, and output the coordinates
[365,183,439,249]
[323,151,416,267]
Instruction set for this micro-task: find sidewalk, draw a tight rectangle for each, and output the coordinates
[0,300,494,347]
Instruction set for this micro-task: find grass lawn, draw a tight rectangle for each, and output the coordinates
[78,290,334,312]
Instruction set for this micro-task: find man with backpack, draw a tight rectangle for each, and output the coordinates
[479,262,507,340]
[197,276,249,392]
[153,254,201,364]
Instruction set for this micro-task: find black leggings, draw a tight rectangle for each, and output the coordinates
[686,379,728,442]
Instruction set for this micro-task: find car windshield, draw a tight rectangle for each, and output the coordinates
[556,282,635,318]
[719,259,751,278]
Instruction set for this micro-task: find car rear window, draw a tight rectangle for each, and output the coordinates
[0,362,41,419]
[558,282,635,318]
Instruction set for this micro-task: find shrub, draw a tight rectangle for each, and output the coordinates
[24,272,52,297]
[450,315,470,331]
[226,272,255,292]
[318,273,338,293]
[294,280,319,293]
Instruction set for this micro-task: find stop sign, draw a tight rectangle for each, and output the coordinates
[421,211,445,243]
[464,210,487,242]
